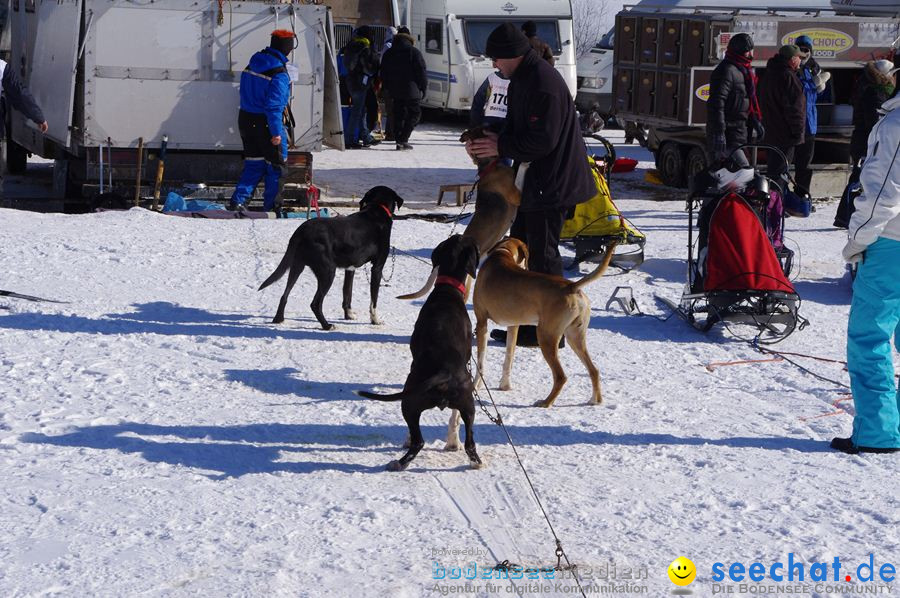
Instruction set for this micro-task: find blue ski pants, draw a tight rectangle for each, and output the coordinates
[847,237,900,449]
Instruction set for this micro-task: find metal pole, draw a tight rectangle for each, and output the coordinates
[98,144,104,195]
[107,137,113,191]
[134,137,144,207]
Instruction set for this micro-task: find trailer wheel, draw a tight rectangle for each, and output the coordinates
[685,146,708,186]
[658,142,686,188]
[6,140,28,175]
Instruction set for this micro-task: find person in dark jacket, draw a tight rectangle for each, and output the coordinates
[706,33,763,168]
[228,30,293,213]
[379,27,426,150]
[469,69,510,132]
[521,21,555,66]
[0,58,48,176]
[342,26,381,149]
[467,24,594,346]
[759,44,806,187]
[850,60,897,163]
[793,35,830,196]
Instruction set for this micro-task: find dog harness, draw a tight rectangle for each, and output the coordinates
[377,204,393,219]
[435,276,466,296]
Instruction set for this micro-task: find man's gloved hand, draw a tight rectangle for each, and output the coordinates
[842,239,867,264]
[713,132,727,159]
[750,118,765,141]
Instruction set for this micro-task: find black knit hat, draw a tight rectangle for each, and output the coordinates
[727,33,754,54]
[485,23,531,59]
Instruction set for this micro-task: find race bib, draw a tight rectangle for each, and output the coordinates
[484,73,509,120]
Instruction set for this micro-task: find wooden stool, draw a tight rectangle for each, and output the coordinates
[437,183,470,206]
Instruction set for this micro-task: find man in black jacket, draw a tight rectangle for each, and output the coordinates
[759,44,806,187]
[706,33,763,167]
[0,58,48,177]
[379,27,426,150]
[467,23,594,346]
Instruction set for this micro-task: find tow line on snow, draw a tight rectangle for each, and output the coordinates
[470,364,589,598]
[0,289,69,304]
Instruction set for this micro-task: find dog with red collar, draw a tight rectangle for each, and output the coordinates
[357,235,482,471]
[258,185,403,330]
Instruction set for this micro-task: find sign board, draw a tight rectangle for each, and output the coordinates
[778,23,860,59]
[688,66,715,126]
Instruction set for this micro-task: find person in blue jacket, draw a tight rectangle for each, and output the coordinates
[229,30,294,213]
[793,35,830,197]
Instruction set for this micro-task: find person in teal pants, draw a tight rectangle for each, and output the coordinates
[833,92,900,455]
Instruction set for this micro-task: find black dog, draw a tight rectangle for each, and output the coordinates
[258,185,403,330]
[357,235,482,471]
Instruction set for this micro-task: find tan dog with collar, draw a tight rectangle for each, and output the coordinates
[472,238,617,408]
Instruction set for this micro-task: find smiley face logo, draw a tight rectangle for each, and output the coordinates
[668,556,696,586]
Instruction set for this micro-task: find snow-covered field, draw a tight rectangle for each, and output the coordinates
[1,124,897,598]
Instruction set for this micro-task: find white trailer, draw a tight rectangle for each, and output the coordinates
[7,0,342,202]
[396,0,577,112]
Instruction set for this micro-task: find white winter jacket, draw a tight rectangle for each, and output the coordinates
[848,95,900,249]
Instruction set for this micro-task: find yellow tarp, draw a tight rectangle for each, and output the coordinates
[561,156,645,242]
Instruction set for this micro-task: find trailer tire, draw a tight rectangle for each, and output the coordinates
[6,140,28,175]
[685,146,708,186]
[658,142,686,188]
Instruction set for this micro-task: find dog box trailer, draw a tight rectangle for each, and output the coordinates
[7,0,343,207]
[394,0,578,113]
[611,0,899,192]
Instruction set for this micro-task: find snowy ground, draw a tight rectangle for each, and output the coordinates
[1,123,897,598]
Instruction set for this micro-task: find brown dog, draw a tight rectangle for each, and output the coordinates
[472,238,617,408]
[398,127,519,300]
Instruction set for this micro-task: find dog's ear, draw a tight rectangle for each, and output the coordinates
[359,188,375,209]
[393,194,404,211]
[431,238,449,269]
[464,241,480,279]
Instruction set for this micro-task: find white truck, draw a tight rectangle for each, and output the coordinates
[7,0,343,205]
[576,27,615,131]
[395,0,578,112]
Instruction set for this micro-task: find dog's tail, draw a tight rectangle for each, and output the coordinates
[258,241,298,291]
[356,390,404,401]
[396,266,438,300]
[356,372,453,401]
[570,241,619,292]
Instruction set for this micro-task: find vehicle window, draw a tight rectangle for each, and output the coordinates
[463,20,561,57]
[425,19,443,54]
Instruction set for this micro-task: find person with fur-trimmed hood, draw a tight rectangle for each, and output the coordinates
[850,60,897,164]
[832,92,900,455]
[379,26,426,150]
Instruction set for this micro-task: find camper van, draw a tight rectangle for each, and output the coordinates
[396,0,577,112]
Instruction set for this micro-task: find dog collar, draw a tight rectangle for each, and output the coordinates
[479,159,500,177]
[378,204,393,219]
[436,275,466,296]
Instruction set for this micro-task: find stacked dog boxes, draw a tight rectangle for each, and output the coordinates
[614,12,733,126]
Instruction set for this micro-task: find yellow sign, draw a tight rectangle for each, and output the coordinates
[668,556,697,586]
[695,83,710,102]
[782,28,854,57]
